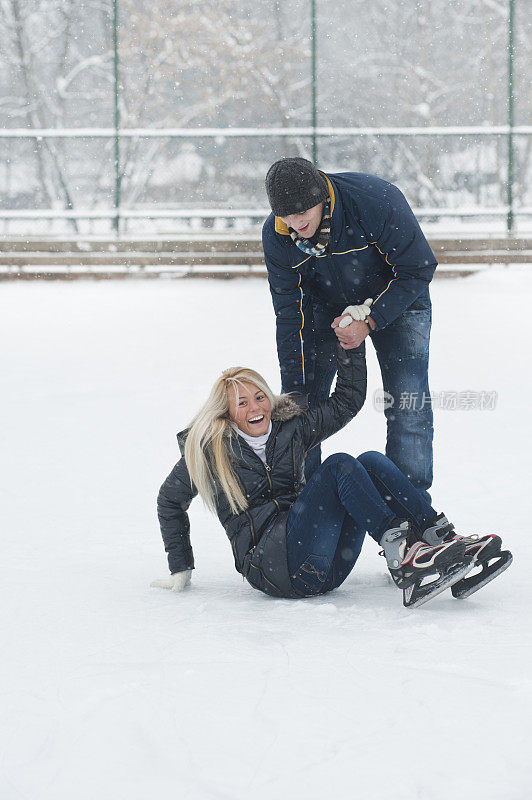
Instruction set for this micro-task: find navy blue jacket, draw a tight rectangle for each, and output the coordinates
[262,171,437,394]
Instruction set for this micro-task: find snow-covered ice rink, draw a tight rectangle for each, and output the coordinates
[1,269,531,800]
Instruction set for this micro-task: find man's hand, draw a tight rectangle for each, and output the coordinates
[332,315,372,349]
[339,299,373,324]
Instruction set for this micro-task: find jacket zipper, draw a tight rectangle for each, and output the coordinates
[291,439,299,493]
[315,209,349,303]
[233,469,257,547]
[323,253,349,305]
[262,456,281,511]
[264,430,281,510]
[234,429,284,595]
[235,424,282,531]
[238,423,279,492]
[263,459,272,487]
[245,509,257,547]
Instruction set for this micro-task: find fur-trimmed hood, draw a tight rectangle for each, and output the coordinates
[271,394,303,422]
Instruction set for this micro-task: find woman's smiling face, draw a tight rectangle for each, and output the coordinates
[227,381,272,437]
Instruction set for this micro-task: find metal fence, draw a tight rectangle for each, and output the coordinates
[1,0,530,236]
[2,125,531,237]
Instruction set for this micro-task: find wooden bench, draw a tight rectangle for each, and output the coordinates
[0,236,530,279]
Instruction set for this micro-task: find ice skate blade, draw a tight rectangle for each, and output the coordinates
[403,561,474,609]
[451,551,513,599]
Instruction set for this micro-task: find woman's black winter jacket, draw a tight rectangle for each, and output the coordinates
[157,343,367,598]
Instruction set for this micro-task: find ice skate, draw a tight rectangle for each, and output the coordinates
[422,514,513,599]
[380,521,474,608]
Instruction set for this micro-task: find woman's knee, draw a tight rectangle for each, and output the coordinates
[323,451,397,483]
[322,452,357,470]
[321,453,363,479]
[357,451,407,488]
[321,452,373,485]
[357,450,390,472]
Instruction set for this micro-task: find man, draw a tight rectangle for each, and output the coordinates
[262,157,437,495]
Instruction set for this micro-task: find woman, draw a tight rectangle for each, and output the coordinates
[151,343,511,608]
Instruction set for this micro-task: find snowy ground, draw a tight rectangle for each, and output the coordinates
[1,270,531,800]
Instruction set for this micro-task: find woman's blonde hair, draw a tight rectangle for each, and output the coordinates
[184,367,276,515]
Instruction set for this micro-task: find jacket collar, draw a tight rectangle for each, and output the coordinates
[271,394,303,421]
[274,172,336,235]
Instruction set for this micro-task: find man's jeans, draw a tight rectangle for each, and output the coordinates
[304,291,433,496]
[286,451,437,596]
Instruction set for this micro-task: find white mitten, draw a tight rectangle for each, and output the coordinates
[150,570,192,592]
[338,299,373,327]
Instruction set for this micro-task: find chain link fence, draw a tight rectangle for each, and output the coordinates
[1,0,530,236]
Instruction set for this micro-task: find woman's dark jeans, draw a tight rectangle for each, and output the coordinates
[286,451,437,596]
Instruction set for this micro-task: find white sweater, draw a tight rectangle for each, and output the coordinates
[231,422,272,463]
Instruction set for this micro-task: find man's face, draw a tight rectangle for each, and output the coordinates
[279,202,324,239]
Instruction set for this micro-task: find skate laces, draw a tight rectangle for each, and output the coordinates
[440,523,455,540]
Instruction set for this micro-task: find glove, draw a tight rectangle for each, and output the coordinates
[150,570,192,592]
[338,299,373,327]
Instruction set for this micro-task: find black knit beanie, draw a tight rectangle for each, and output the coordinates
[265,157,329,217]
